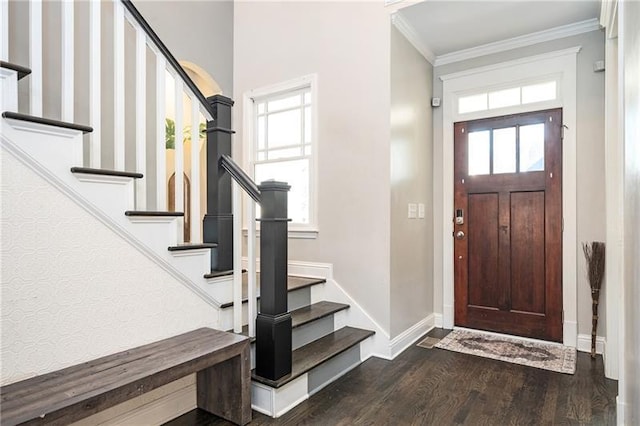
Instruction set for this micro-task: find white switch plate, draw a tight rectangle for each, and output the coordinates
[418,203,425,219]
[408,203,417,219]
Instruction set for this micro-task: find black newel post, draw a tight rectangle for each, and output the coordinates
[204,95,235,272]
[255,180,292,381]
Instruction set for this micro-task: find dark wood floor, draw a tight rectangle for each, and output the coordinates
[166,329,617,425]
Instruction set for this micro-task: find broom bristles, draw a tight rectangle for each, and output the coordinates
[583,241,605,290]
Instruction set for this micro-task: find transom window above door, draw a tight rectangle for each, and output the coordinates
[458,80,557,115]
[468,123,545,176]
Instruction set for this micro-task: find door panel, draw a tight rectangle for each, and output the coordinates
[510,191,545,314]
[468,193,500,309]
[454,108,563,342]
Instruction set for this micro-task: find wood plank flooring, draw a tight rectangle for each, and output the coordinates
[165,329,617,425]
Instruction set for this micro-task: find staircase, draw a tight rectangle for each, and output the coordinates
[1,0,375,420]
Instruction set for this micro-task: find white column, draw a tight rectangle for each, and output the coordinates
[1,0,9,61]
[135,27,147,209]
[155,56,167,210]
[113,1,125,170]
[89,0,101,168]
[61,0,74,122]
[247,199,257,338]
[233,181,242,333]
[29,0,43,116]
[174,78,184,241]
[189,99,202,243]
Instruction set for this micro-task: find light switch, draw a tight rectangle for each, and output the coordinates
[418,203,425,219]
[408,203,417,219]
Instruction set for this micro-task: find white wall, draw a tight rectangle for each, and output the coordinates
[431,30,606,339]
[390,25,434,338]
[0,150,219,385]
[133,0,234,96]
[234,2,393,333]
[621,0,640,422]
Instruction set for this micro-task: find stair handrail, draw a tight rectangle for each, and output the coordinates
[219,155,261,203]
[218,155,292,382]
[119,0,215,119]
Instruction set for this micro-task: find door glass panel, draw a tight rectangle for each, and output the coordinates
[493,127,516,174]
[520,123,545,171]
[468,130,490,175]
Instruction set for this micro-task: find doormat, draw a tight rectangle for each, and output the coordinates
[434,329,576,374]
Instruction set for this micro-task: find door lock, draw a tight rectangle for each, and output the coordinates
[455,231,465,240]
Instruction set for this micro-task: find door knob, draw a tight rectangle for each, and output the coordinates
[456,231,465,240]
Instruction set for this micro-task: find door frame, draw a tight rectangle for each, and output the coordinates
[437,47,580,347]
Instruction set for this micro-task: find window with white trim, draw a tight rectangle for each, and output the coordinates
[248,76,317,233]
[458,80,558,115]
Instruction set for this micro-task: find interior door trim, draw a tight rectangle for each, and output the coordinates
[437,47,579,347]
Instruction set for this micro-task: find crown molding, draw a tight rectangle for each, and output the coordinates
[391,12,435,65]
[434,18,601,67]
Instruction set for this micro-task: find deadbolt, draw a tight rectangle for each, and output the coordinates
[455,231,465,240]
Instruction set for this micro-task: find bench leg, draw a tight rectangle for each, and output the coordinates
[196,345,251,425]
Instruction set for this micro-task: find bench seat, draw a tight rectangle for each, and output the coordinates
[0,328,251,426]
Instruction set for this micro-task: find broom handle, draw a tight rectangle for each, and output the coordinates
[591,289,599,358]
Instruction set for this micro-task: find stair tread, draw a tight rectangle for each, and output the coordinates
[204,269,234,279]
[168,243,217,251]
[252,326,375,388]
[71,167,143,179]
[291,301,349,329]
[0,60,31,80]
[219,274,326,309]
[227,301,348,339]
[2,111,93,133]
[125,210,184,217]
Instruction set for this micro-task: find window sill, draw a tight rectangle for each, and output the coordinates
[242,228,319,240]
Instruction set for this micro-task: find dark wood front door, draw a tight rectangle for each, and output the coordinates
[453,108,563,342]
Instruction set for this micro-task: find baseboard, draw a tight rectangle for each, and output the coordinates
[434,313,443,328]
[576,334,605,355]
[389,315,435,359]
[616,396,626,426]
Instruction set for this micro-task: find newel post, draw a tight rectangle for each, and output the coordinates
[203,95,234,272]
[255,180,292,381]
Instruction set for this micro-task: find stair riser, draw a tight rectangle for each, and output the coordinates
[251,342,367,418]
[292,316,335,351]
[1,68,18,112]
[72,178,135,216]
[2,119,84,179]
[219,285,311,330]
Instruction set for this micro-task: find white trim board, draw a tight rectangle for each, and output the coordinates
[388,315,435,359]
[435,19,600,67]
[438,47,580,348]
[577,334,606,355]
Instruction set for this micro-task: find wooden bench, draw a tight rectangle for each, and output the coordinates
[0,328,251,425]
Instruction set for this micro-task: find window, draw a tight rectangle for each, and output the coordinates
[467,123,545,176]
[246,75,317,236]
[458,80,557,115]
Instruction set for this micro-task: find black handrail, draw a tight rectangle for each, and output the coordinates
[219,155,261,203]
[121,0,216,119]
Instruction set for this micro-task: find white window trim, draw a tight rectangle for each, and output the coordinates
[438,46,580,348]
[242,74,319,239]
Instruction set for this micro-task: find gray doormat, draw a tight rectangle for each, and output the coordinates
[433,328,576,374]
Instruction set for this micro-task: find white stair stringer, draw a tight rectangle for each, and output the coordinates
[0,120,230,313]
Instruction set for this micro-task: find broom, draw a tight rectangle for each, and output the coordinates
[582,241,605,358]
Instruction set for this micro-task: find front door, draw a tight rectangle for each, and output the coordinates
[453,108,563,342]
